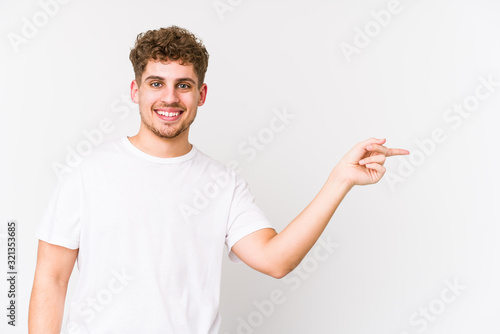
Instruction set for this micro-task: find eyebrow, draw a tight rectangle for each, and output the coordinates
[144,75,165,82]
[143,75,197,85]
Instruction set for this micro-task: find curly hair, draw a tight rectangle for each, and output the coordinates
[129,26,209,87]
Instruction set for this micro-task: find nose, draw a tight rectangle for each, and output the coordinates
[160,85,180,105]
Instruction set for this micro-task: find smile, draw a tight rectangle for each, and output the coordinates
[154,109,184,121]
[156,110,182,117]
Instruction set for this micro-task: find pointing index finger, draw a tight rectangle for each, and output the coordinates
[387,148,410,157]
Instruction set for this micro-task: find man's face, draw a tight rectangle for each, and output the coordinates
[131,59,207,140]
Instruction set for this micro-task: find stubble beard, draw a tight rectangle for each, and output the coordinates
[141,108,196,140]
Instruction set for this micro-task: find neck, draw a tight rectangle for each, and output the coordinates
[128,127,192,158]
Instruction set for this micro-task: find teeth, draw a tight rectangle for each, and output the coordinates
[157,110,181,117]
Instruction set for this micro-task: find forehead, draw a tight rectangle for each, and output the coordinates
[142,59,197,83]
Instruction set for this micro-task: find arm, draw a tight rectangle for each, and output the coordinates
[231,137,409,278]
[28,240,79,333]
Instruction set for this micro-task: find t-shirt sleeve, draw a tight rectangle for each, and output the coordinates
[36,168,82,250]
[225,173,275,263]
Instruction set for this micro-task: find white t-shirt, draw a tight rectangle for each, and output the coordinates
[36,137,274,334]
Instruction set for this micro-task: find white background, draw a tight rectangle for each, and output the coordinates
[1,0,499,333]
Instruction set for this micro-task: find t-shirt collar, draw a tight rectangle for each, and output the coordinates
[121,136,197,164]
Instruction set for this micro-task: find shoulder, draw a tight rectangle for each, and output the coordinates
[56,137,124,178]
[79,137,124,166]
[192,146,240,186]
[193,146,235,174]
[89,136,124,157]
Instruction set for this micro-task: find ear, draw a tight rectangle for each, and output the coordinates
[130,80,139,104]
[198,83,208,107]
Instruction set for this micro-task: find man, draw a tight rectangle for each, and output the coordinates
[28,26,409,333]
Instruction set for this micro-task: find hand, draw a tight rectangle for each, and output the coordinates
[333,137,410,187]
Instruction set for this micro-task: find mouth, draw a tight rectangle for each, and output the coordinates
[154,108,184,122]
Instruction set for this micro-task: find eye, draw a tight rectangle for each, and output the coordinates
[178,83,190,89]
[151,82,162,88]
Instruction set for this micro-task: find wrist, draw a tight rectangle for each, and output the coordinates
[328,166,354,192]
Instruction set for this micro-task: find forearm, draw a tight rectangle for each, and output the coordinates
[28,278,68,334]
[265,167,353,276]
